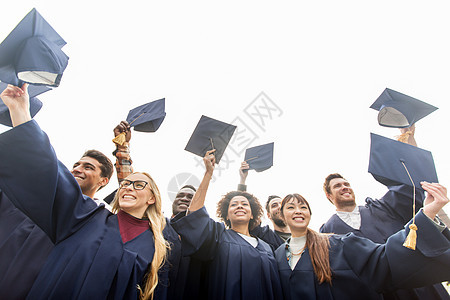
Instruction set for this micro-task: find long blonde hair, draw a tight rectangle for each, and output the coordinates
[281,193,332,284]
[112,172,169,300]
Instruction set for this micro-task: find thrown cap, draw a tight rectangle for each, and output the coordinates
[184,115,237,164]
[370,88,438,128]
[368,133,438,190]
[0,8,68,87]
[0,82,51,126]
[244,142,274,172]
[126,98,166,132]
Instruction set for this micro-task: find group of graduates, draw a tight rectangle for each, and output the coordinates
[0,83,449,300]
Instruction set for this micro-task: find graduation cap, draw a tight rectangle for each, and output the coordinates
[0,8,69,87]
[0,82,51,126]
[370,88,438,128]
[368,132,438,250]
[368,133,438,189]
[184,115,237,164]
[112,98,166,145]
[244,142,274,172]
[103,189,117,205]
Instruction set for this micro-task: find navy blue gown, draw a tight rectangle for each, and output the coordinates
[171,207,283,300]
[250,224,284,252]
[0,121,160,299]
[0,191,54,300]
[278,211,450,300]
[163,219,209,300]
[320,185,450,299]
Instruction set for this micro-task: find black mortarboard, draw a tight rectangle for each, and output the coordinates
[126,98,166,132]
[184,115,237,164]
[368,133,438,190]
[370,88,438,128]
[112,98,166,145]
[0,8,69,87]
[0,82,51,126]
[103,189,117,205]
[244,142,274,172]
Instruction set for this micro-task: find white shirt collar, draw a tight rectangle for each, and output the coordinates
[336,206,361,229]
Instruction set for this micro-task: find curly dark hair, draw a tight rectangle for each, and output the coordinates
[216,191,263,230]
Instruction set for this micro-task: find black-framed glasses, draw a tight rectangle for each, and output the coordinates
[119,179,149,190]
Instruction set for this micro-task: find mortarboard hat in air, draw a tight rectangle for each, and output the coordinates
[112,98,166,145]
[0,8,69,87]
[244,142,274,172]
[0,82,51,126]
[185,115,237,164]
[370,88,438,128]
[126,98,166,132]
[368,132,438,190]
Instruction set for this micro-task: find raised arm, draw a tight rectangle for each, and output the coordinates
[188,149,215,212]
[345,185,449,292]
[237,161,249,191]
[0,84,99,243]
[113,120,133,183]
[0,84,32,127]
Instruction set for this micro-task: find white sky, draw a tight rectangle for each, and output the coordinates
[1,1,449,230]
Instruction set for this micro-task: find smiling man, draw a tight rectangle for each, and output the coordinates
[72,149,113,207]
[172,185,196,217]
[320,126,450,300]
[0,84,114,300]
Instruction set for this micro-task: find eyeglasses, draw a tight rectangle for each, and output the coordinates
[119,179,149,190]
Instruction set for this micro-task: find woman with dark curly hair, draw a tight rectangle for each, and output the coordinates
[171,150,282,300]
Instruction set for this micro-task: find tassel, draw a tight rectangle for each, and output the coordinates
[403,223,418,250]
[112,132,126,146]
[397,131,412,143]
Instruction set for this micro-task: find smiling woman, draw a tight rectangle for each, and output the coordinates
[275,192,450,300]
[0,84,170,300]
[170,150,283,300]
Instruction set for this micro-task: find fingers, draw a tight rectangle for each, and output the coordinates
[2,85,24,97]
[114,120,130,133]
[240,161,249,170]
[421,181,449,204]
[204,149,216,165]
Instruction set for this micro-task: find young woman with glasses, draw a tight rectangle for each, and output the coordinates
[0,84,168,300]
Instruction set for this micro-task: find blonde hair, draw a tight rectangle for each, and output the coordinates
[112,172,169,300]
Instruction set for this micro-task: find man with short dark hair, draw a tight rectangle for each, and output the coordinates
[0,84,114,299]
[264,195,291,242]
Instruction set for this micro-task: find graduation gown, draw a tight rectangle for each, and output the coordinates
[0,190,54,300]
[171,207,283,300]
[277,211,450,300]
[0,120,157,299]
[163,218,209,300]
[320,185,450,299]
[250,224,285,252]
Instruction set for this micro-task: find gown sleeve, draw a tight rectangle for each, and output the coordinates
[342,209,450,293]
[170,206,226,261]
[0,120,100,243]
[367,184,425,225]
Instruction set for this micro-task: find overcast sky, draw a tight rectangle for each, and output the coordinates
[1,1,449,230]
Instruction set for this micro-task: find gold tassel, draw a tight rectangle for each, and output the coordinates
[112,132,126,146]
[400,160,418,250]
[403,223,417,250]
[397,131,412,143]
